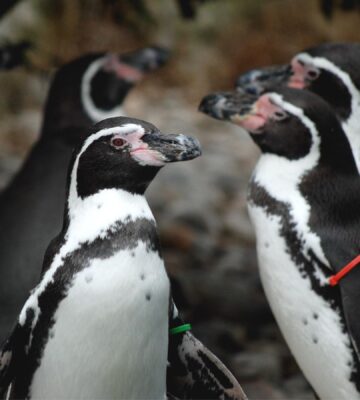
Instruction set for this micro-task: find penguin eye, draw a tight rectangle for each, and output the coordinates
[307,69,320,80]
[273,110,288,121]
[111,137,126,149]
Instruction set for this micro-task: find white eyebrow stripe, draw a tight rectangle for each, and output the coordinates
[81,57,125,122]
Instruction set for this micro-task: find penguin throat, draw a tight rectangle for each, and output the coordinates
[66,188,154,251]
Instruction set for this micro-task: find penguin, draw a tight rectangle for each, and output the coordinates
[0,116,202,399]
[199,87,360,399]
[0,117,246,400]
[0,47,169,342]
[235,42,360,171]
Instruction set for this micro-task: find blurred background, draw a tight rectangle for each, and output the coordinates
[1,1,360,398]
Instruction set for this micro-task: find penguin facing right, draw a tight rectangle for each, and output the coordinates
[0,117,245,399]
[0,47,169,343]
[235,42,360,171]
[200,87,360,399]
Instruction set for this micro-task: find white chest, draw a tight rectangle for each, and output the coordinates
[248,203,359,399]
[29,242,169,400]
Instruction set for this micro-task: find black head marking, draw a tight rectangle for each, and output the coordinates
[274,88,356,171]
[73,116,201,198]
[41,47,170,138]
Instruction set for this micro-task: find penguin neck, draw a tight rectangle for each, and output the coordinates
[251,138,329,267]
[309,56,356,120]
[251,127,359,269]
[63,187,155,254]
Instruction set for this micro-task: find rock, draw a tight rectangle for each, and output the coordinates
[230,350,282,382]
[283,374,315,399]
[242,379,288,400]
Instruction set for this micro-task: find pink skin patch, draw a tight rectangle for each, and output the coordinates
[103,55,144,82]
[232,95,283,133]
[288,57,307,89]
[288,56,320,89]
[113,129,165,167]
[131,148,165,167]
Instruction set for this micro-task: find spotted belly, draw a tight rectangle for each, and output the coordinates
[28,242,169,400]
[249,204,360,399]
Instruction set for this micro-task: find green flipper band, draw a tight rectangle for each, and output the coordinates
[169,323,192,335]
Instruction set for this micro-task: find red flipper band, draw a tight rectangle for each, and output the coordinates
[329,255,360,286]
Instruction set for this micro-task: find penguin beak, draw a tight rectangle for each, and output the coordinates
[119,46,170,74]
[235,64,292,95]
[132,132,201,166]
[199,91,257,121]
[103,47,170,83]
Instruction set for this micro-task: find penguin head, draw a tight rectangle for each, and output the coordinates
[287,43,360,121]
[200,87,353,167]
[70,117,201,198]
[235,43,360,122]
[41,47,170,138]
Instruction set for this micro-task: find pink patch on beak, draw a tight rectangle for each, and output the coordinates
[104,55,144,82]
[288,57,306,89]
[237,115,266,132]
[131,148,165,167]
[123,130,164,166]
[233,95,281,133]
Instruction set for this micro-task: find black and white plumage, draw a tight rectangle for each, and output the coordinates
[235,42,360,171]
[200,87,360,398]
[0,117,246,400]
[0,117,202,399]
[0,47,169,343]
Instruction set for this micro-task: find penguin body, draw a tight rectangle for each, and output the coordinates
[0,47,169,342]
[200,88,360,398]
[0,117,201,399]
[23,196,169,400]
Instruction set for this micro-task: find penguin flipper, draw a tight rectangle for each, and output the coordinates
[0,336,16,397]
[167,302,247,400]
[167,329,247,400]
[0,325,28,398]
[338,275,360,360]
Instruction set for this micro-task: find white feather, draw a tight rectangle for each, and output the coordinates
[249,205,358,399]
[81,57,125,122]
